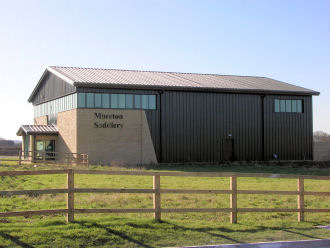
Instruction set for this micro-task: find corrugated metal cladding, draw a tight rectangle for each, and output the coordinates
[264,95,313,160]
[30,70,315,162]
[77,88,313,162]
[32,72,75,105]
[160,91,263,162]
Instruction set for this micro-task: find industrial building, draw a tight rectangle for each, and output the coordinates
[17,66,319,164]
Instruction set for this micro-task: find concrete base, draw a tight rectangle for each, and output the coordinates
[170,239,330,248]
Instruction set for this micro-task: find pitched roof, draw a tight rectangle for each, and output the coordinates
[31,66,320,99]
[16,125,59,136]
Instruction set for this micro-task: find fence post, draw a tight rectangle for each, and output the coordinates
[153,175,161,221]
[18,151,22,165]
[83,154,87,166]
[67,169,75,223]
[230,175,237,224]
[297,177,304,222]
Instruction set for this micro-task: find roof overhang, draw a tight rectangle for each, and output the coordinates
[74,82,320,96]
[27,67,75,103]
[27,66,320,104]
[17,125,59,136]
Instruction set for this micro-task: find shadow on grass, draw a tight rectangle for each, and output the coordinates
[282,228,323,240]
[157,221,244,244]
[122,220,326,244]
[139,164,329,175]
[0,231,34,248]
[77,221,154,248]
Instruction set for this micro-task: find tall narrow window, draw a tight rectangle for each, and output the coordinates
[274,99,280,112]
[23,135,30,158]
[95,93,102,108]
[134,95,141,109]
[111,94,118,108]
[125,94,133,108]
[297,100,302,113]
[280,100,286,112]
[142,95,148,109]
[148,95,156,109]
[285,100,291,112]
[102,94,110,108]
[292,100,297,112]
[118,94,125,108]
[86,93,94,108]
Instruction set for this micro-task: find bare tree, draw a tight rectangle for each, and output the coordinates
[314,130,330,142]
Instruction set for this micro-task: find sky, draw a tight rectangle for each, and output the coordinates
[0,0,329,140]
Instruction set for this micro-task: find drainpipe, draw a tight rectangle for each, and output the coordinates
[261,95,265,161]
[158,90,163,163]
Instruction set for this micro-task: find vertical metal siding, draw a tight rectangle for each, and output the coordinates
[160,91,263,162]
[32,72,76,105]
[263,95,313,160]
[31,73,314,162]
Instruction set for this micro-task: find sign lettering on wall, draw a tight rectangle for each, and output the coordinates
[93,113,124,128]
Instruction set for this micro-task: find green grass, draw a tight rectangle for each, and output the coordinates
[0,162,329,247]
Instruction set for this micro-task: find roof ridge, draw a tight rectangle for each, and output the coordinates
[49,65,267,79]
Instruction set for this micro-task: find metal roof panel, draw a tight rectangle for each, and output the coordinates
[44,66,320,95]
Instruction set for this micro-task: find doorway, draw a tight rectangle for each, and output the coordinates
[35,140,55,160]
[223,139,234,161]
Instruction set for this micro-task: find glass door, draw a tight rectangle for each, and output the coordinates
[45,140,55,160]
[35,141,45,160]
[35,140,55,160]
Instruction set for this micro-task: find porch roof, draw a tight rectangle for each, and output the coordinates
[17,125,59,136]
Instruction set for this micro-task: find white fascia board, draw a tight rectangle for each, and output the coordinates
[46,66,75,85]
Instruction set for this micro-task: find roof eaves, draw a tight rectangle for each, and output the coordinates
[73,82,320,96]
[47,66,75,84]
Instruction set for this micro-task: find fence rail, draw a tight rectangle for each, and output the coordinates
[0,151,88,166]
[0,169,329,223]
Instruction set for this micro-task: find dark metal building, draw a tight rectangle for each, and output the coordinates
[23,66,319,164]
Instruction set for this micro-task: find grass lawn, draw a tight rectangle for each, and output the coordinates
[0,161,329,247]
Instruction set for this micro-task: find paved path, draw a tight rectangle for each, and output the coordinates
[170,239,330,248]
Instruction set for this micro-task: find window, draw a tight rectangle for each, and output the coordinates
[95,93,102,108]
[111,94,118,108]
[102,94,110,108]
[125,94,133,108]
[134,95,141,109]
[23,135,29,158]
[285,100,291,112]
[86,93,94,108]
[148,95,156,109]
[274,99,303,113]
[35,140,55,160]
[35,93,158,116]
[142,95,148,109]
[118,94,125,108]
[274,99,280,112]
[34,93,78,118]
[292,100,297,112]
[297,100,302,113]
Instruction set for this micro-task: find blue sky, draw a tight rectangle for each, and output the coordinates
[0,0,329,140]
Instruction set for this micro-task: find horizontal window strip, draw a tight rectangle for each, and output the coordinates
[77,93,157,110]
[274,99,303,113]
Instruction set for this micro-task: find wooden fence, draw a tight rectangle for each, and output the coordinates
[0,169,329,223]
[0,151,88,166]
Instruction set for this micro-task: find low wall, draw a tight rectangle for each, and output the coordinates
[314,141,330,161]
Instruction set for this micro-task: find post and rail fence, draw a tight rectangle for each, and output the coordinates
[0,169,329,223]
[0,151,88,166]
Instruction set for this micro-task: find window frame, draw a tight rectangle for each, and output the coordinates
[77,92,157,110]
[274,98,304,114]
